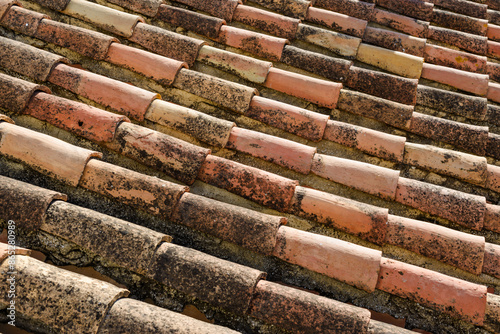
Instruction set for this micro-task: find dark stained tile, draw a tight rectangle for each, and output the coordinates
[108,0,162,17]
[314,0,374,20]
[377,0,434,21]
[306,6,367,38]
[428,25,488,55]
[430,0,487,19]
[175,0,239,22]
[432,8,488,36]
[424,43,487,73]
[1,5,48,36]
[362,26,426,57]
[0,72,50,113]
[371,8,429,38]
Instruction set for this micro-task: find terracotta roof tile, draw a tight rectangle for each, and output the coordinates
[362,26,426,57]
[148,242,265,313]
[175,0,240,22]
[311,153,400,199]
[226,127,317,174]
[249,280,371,333]
[48,63,159,121]
[0,122,102,186]
[0,175,67,231]
[108,0,162,17]
[487,81,500,103]
[432,8,488,36]
[198,154,299,211]
[0,113,13,124]
[197,45,272,84]
[289,185,389,244]
[483,242,500,278]
[386,215,486,274]
[34,18,118,60]
[324,120,406,162]
[314,0,374,20]
[338,89,414,128]
[1,5,48,36]
[80,159,187,217]
[488,8,500,25]
[0,72,50,113]
[251,0,284,11]
[485,164,500,193]
[0,0,18,21]
[233,4,300,39]
[376,258,487,325]
[306,6,367,38]
[217,25,288,61]
[273,225,382,291]
[61,0,143,37]
[344,66,419,105]
[423,43,487,73]
[428,25,488,54]
[377,0,434,21]
[372,7,429,38]
[487,132,500,160]
[488,23,500,42]
[25,92,128,143]
[263,67,342,108]
[296,23,362,57]
[156,4,225,40]
[145,99,235,147]
[421,63,489,95]
[172,192,285,254]
[395,177,486,230]
[105,122,210,185]
[486,104,500,125]
[489,0,500,11]
[129,22,205,66]
[0,36,67,82]
[280,45,353,82]
[282,0,311,19]
[429,0,487,19]
[488,39,500,58]
[484,203,500,233]
[35,0,70,11]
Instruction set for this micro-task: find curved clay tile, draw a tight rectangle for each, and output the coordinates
[282,0,311,19]
[246,95,329,141]
[489,0,500,11]
[198,154,299,211]
[0,123,102,187]
[428,0,487,19]
[314,0,375,20]
[0,113,13,124]
[488,39,500,59]
[105,43,186,86]
[0,36,68,82]
[386,215,486,274]
[423,43,487,73]
[108,0,162,17]
[289,186,389,244]
[362,26,426,57]
[197,45,272,84]
[1,5,49,36]
[25,92,129,143]
[306,6,367,38]
[428,25,488,55]
[0,255,129,333]
[217,25,288,61]
[61,0,144,38]
[249,280,371,333]
[485,203,500,233]
[156,4,225,40]
[483,243,500,278]
[297,23,361,58]
[486,164,500,193]
[489,8,500,25]
[148,242,266,313]
[173,69,257,113]
[487,81,500,103]
[129,23,205,66]
[273,226,382,291]
[0,175,67,231]
[175,0,240,22]
[172,192,285,255]
[488,133,500,160]
[33,0,69,11]
[0,73,50,113]
[226,127,317,174]
[372,7,429,38]
[395,177,486,230]
[487,104,500,126]
[280,45,353,82]
[0,0,19,21]
[487,61,500,82]
[376,258,487,326]
[145,99,235,148]
[233,4,300,40]
[432,9,488,36]
[43,201,170,275]
[324,120,406,162]
[80,159,187,218]
[35,18,118,60]
[421,63,489,96]
[377,0,433,21]
[488,23,500,42]
[311,153,400,200]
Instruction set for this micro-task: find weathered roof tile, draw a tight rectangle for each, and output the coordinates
[0,0,18,21]
[297,23,362,58]
[1,5,48,36]
[0,72,50,113]
[483,243,500,279]
[107,0,162,17]
[421,63,489,96]
[485,164,500,193]
[428,25,488,55]
[0,113,13,124]
[372,7,429,38]
[314,0,374,20]
[429,0,487,19]
[377,0,434,21]
[175,0,240,22]
[282,0,311,19]
[362,26,426,57]
[423,43,487,73]
[432,8,488,36]
[306,6,367,38]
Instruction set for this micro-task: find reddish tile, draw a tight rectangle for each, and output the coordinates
[432,9,488,36]
[297,23,362,58]
[149,242,265,313]
[217,25,287,61]
[0,114,13,124]
[488,133,500,160]
[377,0,433,21]
[487,104,500,126]
[0,0,18,21]
[489,0,500,11]
[483,243,500,278]
[344,66,419,105]
[197,45,272,84]
[282,0,311,19]
[423,43,487,73]
[106,43,186,86]
[386,215,485,274]
[247,96,328,141]
[311,153,400,199]
[363,26,426,57]
[428,26,488,55]
[226,127,317,174]
[173,69,256,113]
[264,67,342,108]
[421,63,489,96]
[233,4,300,40]
[484,203,500,233]
[0,122,102,187]
[378,258,487,325]
[487,61,500,82]
[0,175,67,231]
[289,186,389,244]
[0,73,50,113]
[395,177,486,230]
[129,22,205,67]
[314,0,374,20]
[485,164,500,193]
[174,0,239,21]
[337,90,414,128]
[32,0,69,10]
[429,0,487,19]
[326,120,406,162]
[48,64,159,121]
[306,6,367,38]
[1,5,48,36]
[108,0,162,17]
[372,8,429,38]
[489,9,500,26]
[488,39,500,59]
[0,36,68,82]
[105,122,210,185]
[487,82,500,103]
[25,92,129,143]
[198,154,298,211]
[155,4,225,40]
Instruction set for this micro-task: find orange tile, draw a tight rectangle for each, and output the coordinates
[483,243,500,278]
[377,0,434,21]
[363,26,426,57]
[174,0,239,21]
[424,43,487,73]
[485,164,500,193]
[306,6,367,38]
[428,25,488,55]
[108,0,161,17]
[0,0,18,21]
[297,23,362,58]
[421,63,489,96]
[1,5,48,36]
[487,81,500,103]
[372,8,429,38]
[314,0,375,20]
